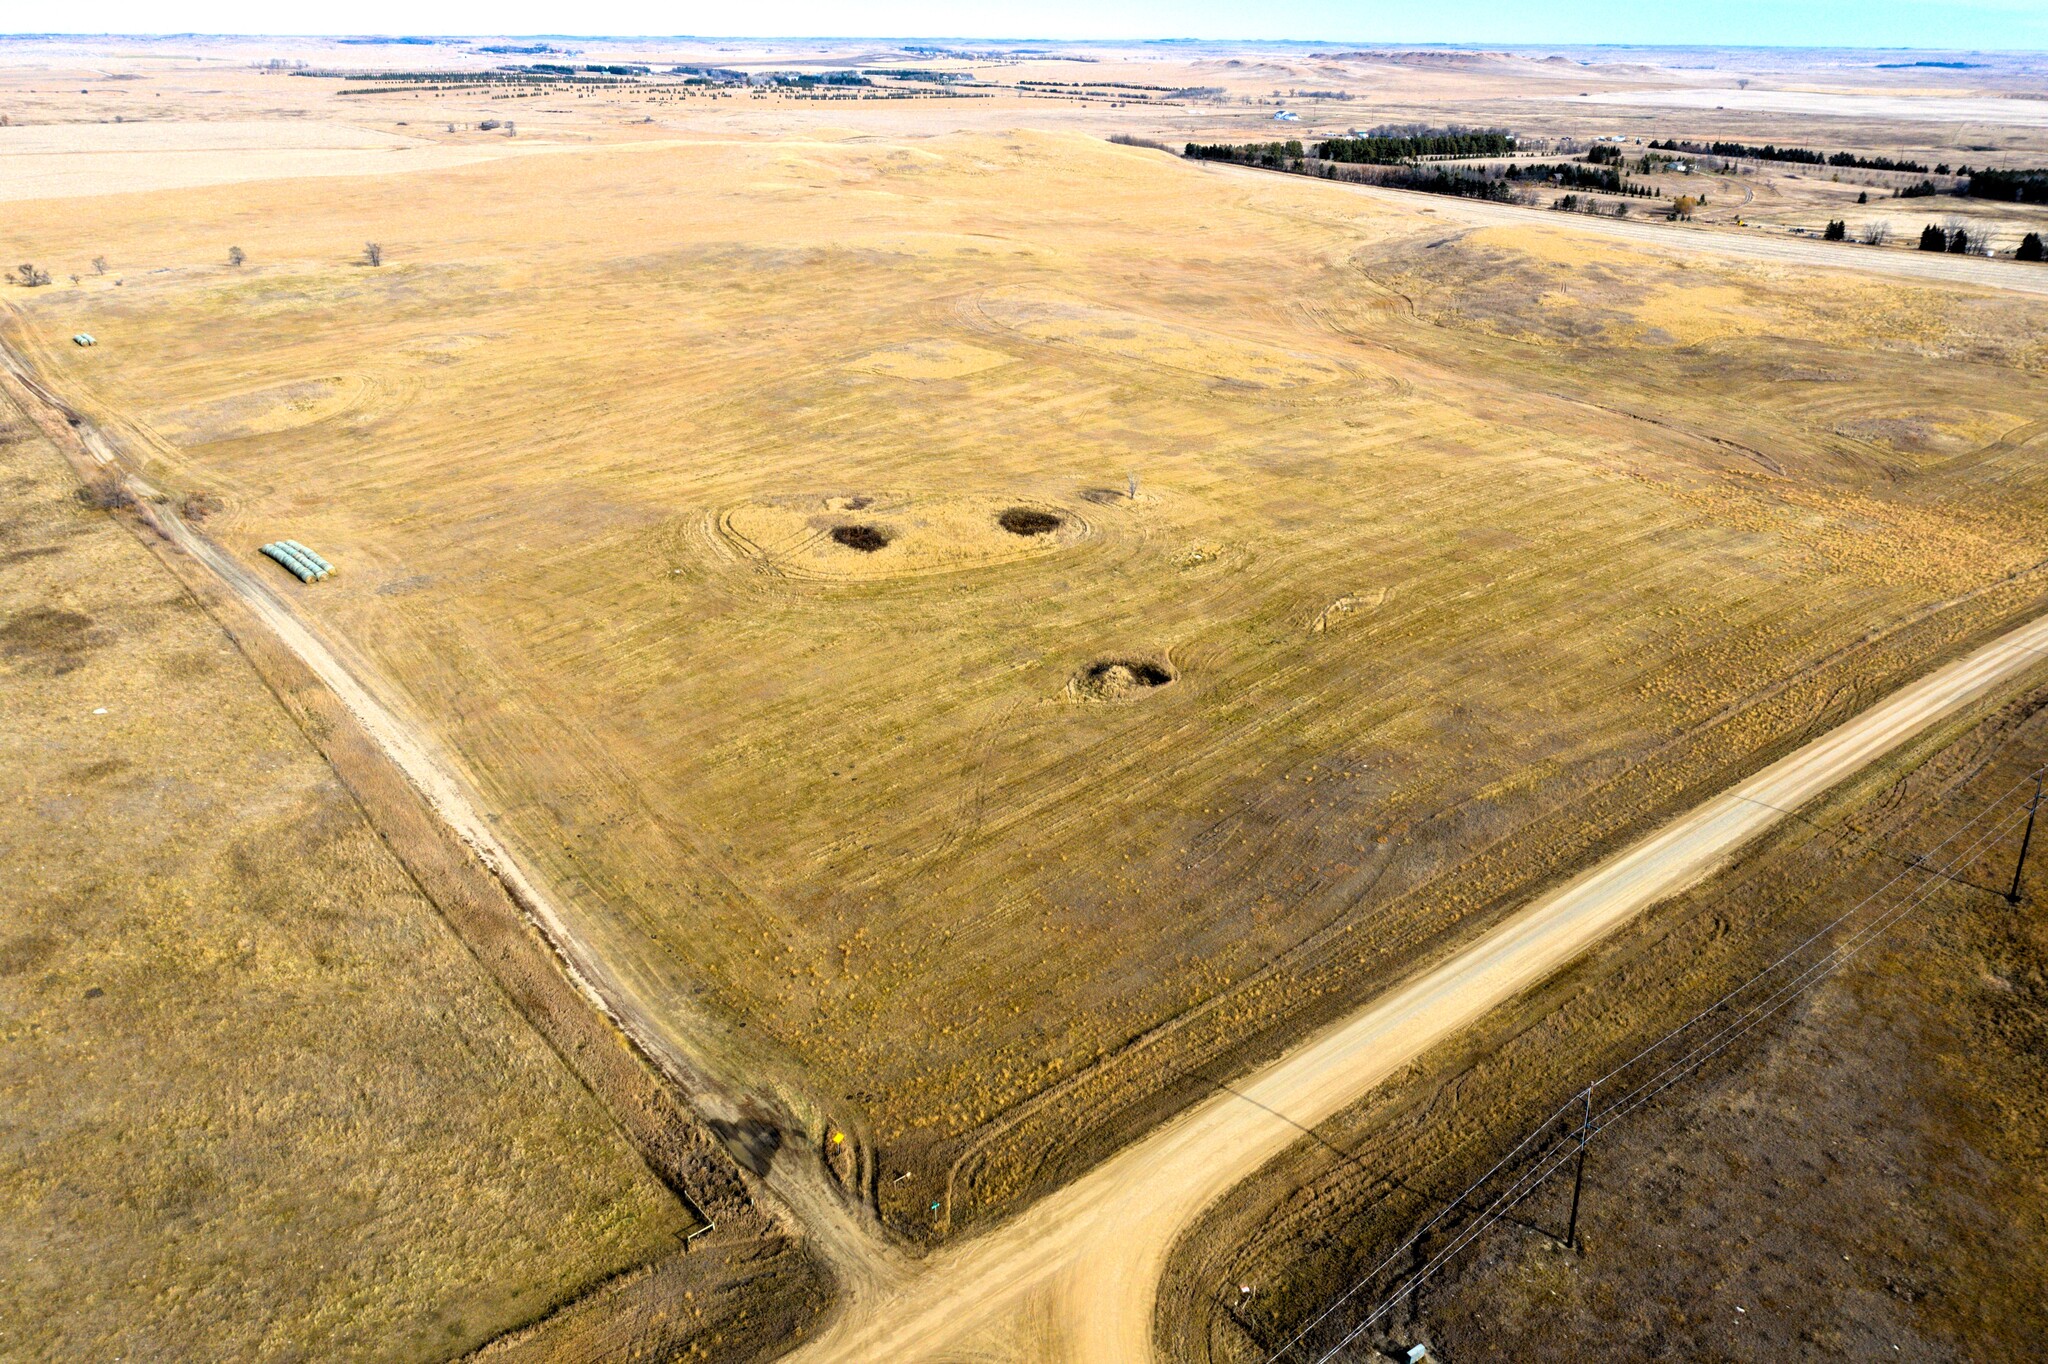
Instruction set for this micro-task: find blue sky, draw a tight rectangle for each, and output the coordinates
[33,1,2048,49]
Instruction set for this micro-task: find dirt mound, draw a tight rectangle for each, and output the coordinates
[998,508,1062,537]
[1071,658,1174,701]
[831,524,891,552]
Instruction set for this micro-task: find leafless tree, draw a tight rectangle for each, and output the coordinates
[228,246,246,267]
[69,273,80,285]
[91,255,108,275]
[363,241,383,267]
[76,475,133,511]
[1127,472,1139,500]
[1860,221,1892,247]
[15,263,51,287]
[1737,78,1751,90]
[1944,218,1986,255]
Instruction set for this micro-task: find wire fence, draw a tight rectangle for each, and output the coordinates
[1257,763,2045,1364]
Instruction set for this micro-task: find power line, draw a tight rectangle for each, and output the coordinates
[1588,789,2034,1131]
[1301,799,2030,1364]
[1589,765,2043,1095]
[1584,800,2026,1142]
[1262,762,2043,1364]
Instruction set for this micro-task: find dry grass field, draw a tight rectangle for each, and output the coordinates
[10,114,2048,1259]
[1167,654,2048,1364]
[0,390,699,1360]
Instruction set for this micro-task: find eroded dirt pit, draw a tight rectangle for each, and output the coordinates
[1071,658,1174,701]
[997,507,1062,536]
[714,491,1090,580]
[831,524,891,552]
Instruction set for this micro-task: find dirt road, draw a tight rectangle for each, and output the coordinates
[0,332,899,1303]
[11,209,2048,1357]
[785,610,2048,1364]
[1200,161,2048,297]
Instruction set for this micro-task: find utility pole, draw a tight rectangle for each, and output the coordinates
[2007,776,2042,907]
[1564,1084,1593,1250]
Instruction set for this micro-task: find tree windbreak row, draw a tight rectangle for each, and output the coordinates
[1648,138,1933,175]
[1184,140,1306,168]
[1183,131,1517,170]
[1502,162,1658,197]
[1316,129,1516,163]
[1967,169,2048,205]
[1182,143,1532,202]
[1182,143,1664,204]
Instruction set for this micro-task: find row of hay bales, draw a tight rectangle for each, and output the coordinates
[260,540,333,583]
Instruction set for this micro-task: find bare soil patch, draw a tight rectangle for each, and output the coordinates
[998,507,1063,536]
[831,523,891,552]
[1072,658,1174,701]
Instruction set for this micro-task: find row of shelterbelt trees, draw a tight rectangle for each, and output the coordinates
[1912,223,2048,259]
[1649,138,2048,204]
[1315,128,1517,163]
[1801,219,2046,259]
[1967,169,2048,204]
[1181,132,1660,205]
[1504,162,1659,197]
[1182,127,1515,169]
[1649,138,1937,174]
[1182,140,1526,203]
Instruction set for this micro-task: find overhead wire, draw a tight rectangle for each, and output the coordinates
[1262,763,2044,1363]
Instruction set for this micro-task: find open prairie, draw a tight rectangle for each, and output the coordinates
[11,108,2048,1258]
[0,386,697,1361]
[11,32,2048,1362]
[1170,636,2048,1364]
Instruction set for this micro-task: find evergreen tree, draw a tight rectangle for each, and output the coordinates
[2019,232,2045,262]
[1823,220,1847,241]
[1918,223,1949,252]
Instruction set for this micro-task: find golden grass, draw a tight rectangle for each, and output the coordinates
[8,128,2048,1238]
[1166,664,2048,1364]
[0,403,691,1359]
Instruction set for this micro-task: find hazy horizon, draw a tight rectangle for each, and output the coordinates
[18,2,2048,51]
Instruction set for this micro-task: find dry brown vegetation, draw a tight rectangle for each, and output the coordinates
[0,393,699,1361]
[1165,668,2048,1363]
[8,118,2048,1261]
